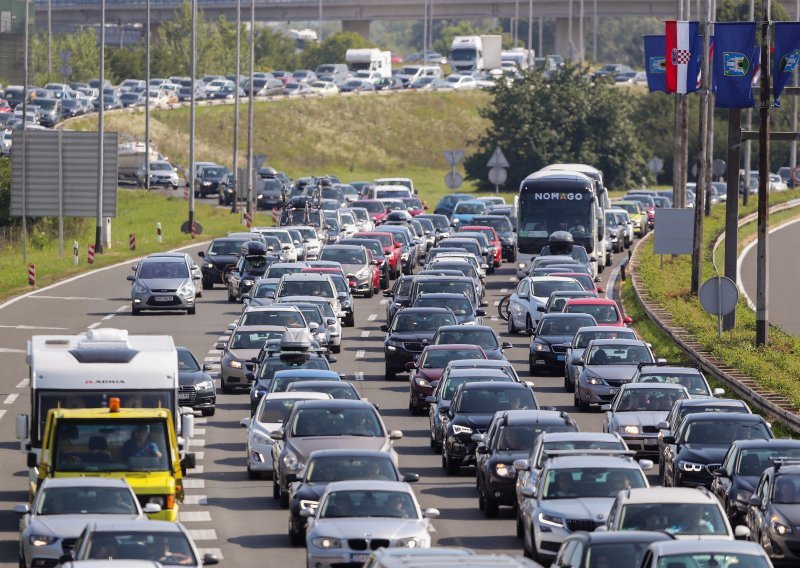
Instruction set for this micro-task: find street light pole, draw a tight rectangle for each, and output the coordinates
[527,0,532,54]
[47,0,52,76]
[247,0,255,220]
[422,0,427,67]
[95,0,105,253]
[755,0,771,346]
[232,0,240,213]
[145,0,150,191]
[188,0,196,233]
[318,0,322,42]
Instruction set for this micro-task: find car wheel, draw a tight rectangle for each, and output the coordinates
[273,476,281,499]
[364,286,373,299]
[444,450,460,476]
[344,313,355,328]
[525,315,533,335]
[331,344,341,354]
[201,407,215,417]
[202,278,213,290]
[220,380,232,394]
[522,522,534,558]
[279,488,289,508]
[227,288,236,302]
[516,509,524,538]
[385,368,396,381]
[289,525,305,547]
[508,313,517,334]
[528,355,536,377]
[247,466,259,480]
[564,372,571,391]
[187,306,196,315]
[131,305,141,315]
[483,492,499,518]
[574,386,583,409]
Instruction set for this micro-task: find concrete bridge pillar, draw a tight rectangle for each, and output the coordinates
[342,19,371,40]
[553,16,583,62]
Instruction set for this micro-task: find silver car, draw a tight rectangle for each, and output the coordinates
[277,296,342,353]
[305,480,439,567]
[217,324,287,393]
[16,477,157,568]
[127,255,199,315]
[641,540,772,568]
[564,326,638,392]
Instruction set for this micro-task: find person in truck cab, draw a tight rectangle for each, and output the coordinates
[122,424,162,461]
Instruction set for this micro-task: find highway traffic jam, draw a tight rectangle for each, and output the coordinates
[10,167,800,568]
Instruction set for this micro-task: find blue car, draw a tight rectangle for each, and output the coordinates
[433,193,473,217]
[451,199,488,227]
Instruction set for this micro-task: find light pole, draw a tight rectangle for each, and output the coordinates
[423,0,428,67]
[188,0,196,234]
[527,0,532,54]
[22,0,29,263]
[95,0,106,253]
[247,0,255,219]
[318,0,322,42]
[232,0,240,212]
[145,0,150,190]
[47,0,52,76]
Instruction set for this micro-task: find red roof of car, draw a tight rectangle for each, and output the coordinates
[564,297,618,306]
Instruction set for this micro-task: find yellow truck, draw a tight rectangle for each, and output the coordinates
[29,397,195,521]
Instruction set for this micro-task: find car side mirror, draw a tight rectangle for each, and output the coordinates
[712,467,729,478]
[521,486,537,498]
[380,324,389,332]
[597,287,605,294]
[143,502,163,514]
[657,421,669,430]
[270,429,284,441]
[748,496,762,507]
[713,388,725,396]
[202,553,220,566]
[623,316,633,324]
[126,274,135,282]
[197,251,206,258]
[501,342,513,349]
[405,361,417,370]
[536,306,545,312]
[571,357,584,366]
[14,503,30,515]
[600,404,611,412]
[476,309,486,317]
[422,507,440,519]
[513,459,530,471]
[518,293,529,300]
[662,435,675,445]
[27,452,37,468]
[403,472,420,483]
[438,406,450,415]
[285,473,298,483]
[383,290,393,297]
[656,358,667,364]
[389,430,403,440]
[202,363,212,372]
[476,445,490,454]
[239,417,250,428]
[734,525,751,540]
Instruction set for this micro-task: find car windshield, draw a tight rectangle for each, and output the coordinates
[289,384,359,399]
[296,228,317,240]
[497,424,576,451]
[298,307,323,326]
[207,239,245,256]
[243,256,270,271]
[773,475,800,504]
[259,358,329,382]
[456,388,535,413]
[655,554,768,568]
[415,296,473,315]
[36,486,138,515]
[138,261,189,279]
[421,348,484,369]
[320,249,366,265]
[474,217,512,232]
[587,345,652,365]
[231,330,282,350]
[85,531,197,563]
[637,372,709,396]
[737,449,800,476]
[306,456,396,483]
[681,420,771,445]
[252,282,277,298]
[151,162,171,171]
[202,167,225,177]
[586,543,655,568]
[279,280,333,298]
[395,278,414,296]
[442,376,511,400]
[177,349,200,372]
[428,263,477,279]
[392,312,456,332]
[270,375,337,393]
[353,201,385,213]
[320,490,416,519]
[556,273,593,290]
[575,329,636,347]
[240,311,306,328]
[416,280,473,299]
[538,317,594,335]
[532,280,584,298]
[258,397,305,423]
[290,407,383,437]
[436,329,498,350]
[543,467,646,499]
[619,503,728,535]
[616,388,687,412]
[265,266,302,279]
[540,440,627,464]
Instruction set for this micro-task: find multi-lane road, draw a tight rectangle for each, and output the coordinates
[0,242,628,566]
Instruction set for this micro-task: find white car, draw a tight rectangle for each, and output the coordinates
[305,480,439,567]
[203,78,228,96]
[354,70,382,84]
[445,74,479,90]
[241,391,331,479]
[309,80,339,95]
[508,276,585,334]
[293,225,323,260]
[146,89,168,107]
[0,129,12,155]
[253,227,299,263]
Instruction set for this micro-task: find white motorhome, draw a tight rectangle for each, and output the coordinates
[345,48,392,78]
[501,48,535,71]
[16,328,181,460]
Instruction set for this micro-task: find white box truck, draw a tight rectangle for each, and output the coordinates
[450,35,503,73]
[501,48,535,71]
[345,48,392,78]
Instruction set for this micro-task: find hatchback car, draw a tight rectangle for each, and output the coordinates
[563,297,632,327]
[128,255,199,315]
[431,325,513,361]
[380,307,458,380]
[551,530,674,568]
[509,277,585,334]
[745,461,800,565]
[640,540,770,568]
[529,313,597,375]
[631,364,725,399]
[407,344,487,415]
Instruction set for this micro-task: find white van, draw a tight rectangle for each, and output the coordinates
[396,65,444,87]
[365,184,412,200]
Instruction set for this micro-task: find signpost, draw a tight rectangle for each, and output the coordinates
[487,147,509,193]
[444,150,464,190]
[699,276,739,339]
[647,157,663,183]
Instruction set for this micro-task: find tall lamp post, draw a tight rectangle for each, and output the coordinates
[232,0,241,212]
[188,0,196,234]
[145,0,150,190]
[95,0,106,253]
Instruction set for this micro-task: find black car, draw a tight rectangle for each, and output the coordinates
[745,462,800,565]
[551,530,674,568]
[431,324,512,361]
[197,237,249,289]
[476,410,577,517]
[472,214,517,262]
[529,313,597,374]
[217,172,237,206]
[442,381,538,475]
[412,292,485,325]
[227,242,274,302]
[286,449,418,545]
[383,275,415,324]
[256,177,286,210]
[177,346,216,416]
[248,352,333,414]
[662,412,773,489]
[195,165,228,198]
[415,213,452,243]
[380,307,457,380]
[711,439,800,526]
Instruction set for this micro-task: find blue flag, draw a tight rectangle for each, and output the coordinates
[773,22,800,107]
[713,22,757,108]
[687,34,704,94]
[643,35,667,92]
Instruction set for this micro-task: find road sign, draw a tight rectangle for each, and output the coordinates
[691,163,698,178]
[59,65,72,78]
[254,154,267,172]
[60,49,72,63]
[444,150,464,167]
[712,159,727,177]
[487,147,509,168]
[699,276,738,316]
[181,220,204,235]
[445,171,463,190]
[647,157,664,174]
[488,167,507,186]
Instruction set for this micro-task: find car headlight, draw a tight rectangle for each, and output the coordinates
[534,343,550,352]
[619,425,640,435]
[452,424,473,435]
[356,267,370,278]
[282,449,302,471]
[518,262,527,270]
[311,537,341,549]
[586,376,604,385]
[772,517,793,535]
[495,463,516,478]
[415,377,431,388]
[243,279,255,286]
[679,461,705,472]
[148,496,166,507]
[202,181,211,186]
[386,339,403,347]
[229,360,242,369]
[251,432,271,446]
[538,512,565,528]
[132,283,148,294]
[401,252,410,260]
[396,537,423,548]
[299,499,319,511]
[196,380,214,391]
[29,534,58,546]
[205,262,214,268]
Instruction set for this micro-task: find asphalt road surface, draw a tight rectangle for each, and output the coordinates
[739,218,800,336]
[0,242,633,566]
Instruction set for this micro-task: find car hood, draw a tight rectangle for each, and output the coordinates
[678,445,730,464]
[290,437,388,460]
[228,348,261,361]
[333,262,366,276]
[311,517,427,539]
[540,497,615,523]
[584,365,639,382]
[536,334,575,346]
[293,482,329,502]
[455,413,496,430]
[204,254,238,266]
[483,348,505,361]
[138,277,188,289]
[179,369,210,386]
[387,331,438,342]
[30,513,144,536]
[415,368,443,382]
[772,504,800,523]
[612,411,670,428]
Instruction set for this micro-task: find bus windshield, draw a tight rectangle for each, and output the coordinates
[519,192,593,239]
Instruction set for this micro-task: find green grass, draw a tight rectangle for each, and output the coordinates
[634,189,800,410]
[0,190,265,300]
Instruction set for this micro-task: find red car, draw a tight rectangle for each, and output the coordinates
[352,200,388,223]
[402,196,427,216]
[407,344,487,415]
[0,98,11,113]
[562,297,632,327]
[551,272,605,295]
[458,225,502,267]
[354,231,402,279]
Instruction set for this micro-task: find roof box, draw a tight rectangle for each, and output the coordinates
[280,328,313,352]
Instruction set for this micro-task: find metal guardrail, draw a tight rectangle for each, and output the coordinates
[627,231,800,434]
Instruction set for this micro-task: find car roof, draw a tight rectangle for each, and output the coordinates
[621,382,689,391]
[422,344,481,351]
[618,487,718,504]
[448,367,512,378]
[264,392,332,401]
[731,438,800,449]
[323,245,365,251]
[572,530,675,545]
[86,519,184,532]
[548,454,644,469]
[529,276,582,284]
[541,432,622,443]
[647,539,765,556]
[637,365,702,374]
[586,338,646,346]
[681,412,764,423]
[396,307,457,314]
[674,397,748,408]
[575,325,636,334]
[308,448,397,460]
[540,312,597,320]
[324,480,411,492]
[565,298,618,305]
[493,409,572,425]
[416,293,472,300]
[273,369,340,378]
[459,381,529,391]
[293,398,374,410]
[281,273,332,281]
[448,359,513,369]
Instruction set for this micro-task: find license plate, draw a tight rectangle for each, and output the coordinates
[644,439,657,446]
[351,554,369,563]
[556,355,565,361]
[154,296,172,302]
[178,393,192,401]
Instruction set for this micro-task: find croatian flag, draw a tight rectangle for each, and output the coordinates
[665,20,700,93]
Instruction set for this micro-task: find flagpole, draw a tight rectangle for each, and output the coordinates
[744,0,754,206]
[755,0,771,346]
[704,0,716,218]
[792,0,799,178]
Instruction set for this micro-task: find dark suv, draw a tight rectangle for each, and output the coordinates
[197,237,248,289]
[177,347,217,417]
[380,307,457,380]
[195,165,228,198]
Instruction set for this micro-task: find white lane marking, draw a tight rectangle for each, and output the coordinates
[355,350,365,359]
[183,494,207,505]
[187,529,217,541]
[0,348,25,354]
[500,288,508,293]
[16,379,29,388]
[115,305,128,312]
[4,394,19,404]
[361,331,370,338]
[29,295,107,301]
[190,465,204,473]
[198,548,223,560]
[356,372,364,381]
[101,313,115,321]
[182,479,205,489]
[491,316,499,322]
[509,276,517,282]
[379,299,389,305]
[0,324,68,330]
[0,410,6,420]
[193,451,204,460]
[87,322,101,329]
[180,510,212,522]
[191,439,206,447]
[493,300,500,306]
[368,314,378,321]
[194,429,206,436]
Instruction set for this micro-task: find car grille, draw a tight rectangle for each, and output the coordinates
[347,538,391,551]
[605,379,629,388]
[179,385,196,403]
[551,345,569,353]
[642,425,659,434]
[151,288,178,293]
[566,519,604,532]
[403,342,424,352]
[61,538,78,555]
